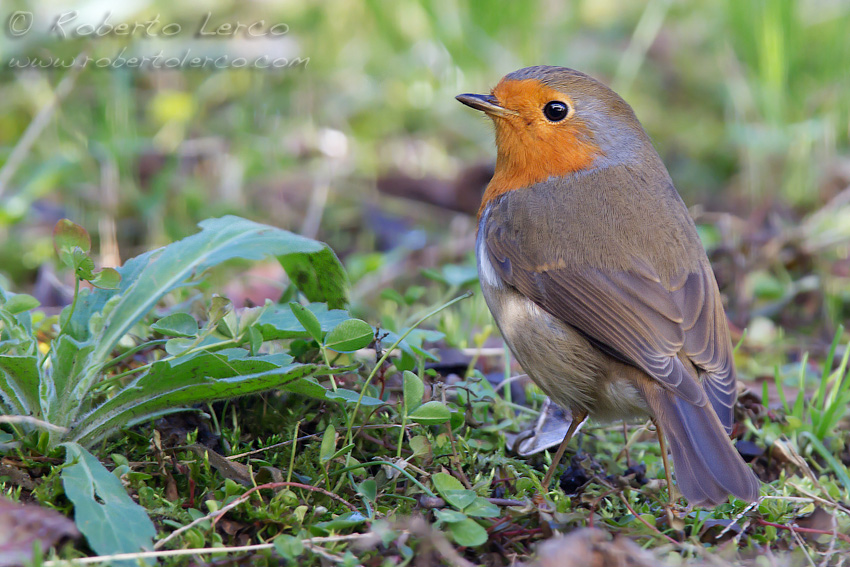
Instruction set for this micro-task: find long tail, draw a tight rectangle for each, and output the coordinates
[638,380,760,507]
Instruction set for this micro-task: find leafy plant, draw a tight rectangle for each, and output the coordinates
[0,215,366,450]
[431,472,500,547]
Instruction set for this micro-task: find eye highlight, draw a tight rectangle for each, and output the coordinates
[543,101,569,122]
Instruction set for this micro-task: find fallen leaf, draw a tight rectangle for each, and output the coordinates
[0,496,79,567]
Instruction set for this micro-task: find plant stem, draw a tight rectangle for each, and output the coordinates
[320,345,337,391]
[344,291,472,450]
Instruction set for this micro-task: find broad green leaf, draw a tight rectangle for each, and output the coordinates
[0,355,40,416]
[320,424,336,464]
[55,216,346,447]
[408,400,451,425]
[53,219,91,262]
[2,293,39,315]
[89,268,121,290]
[62,443,155,566]
[70,349,322,447]
[402,371,424,414]
[47,336,96,430]
[448,518,488,547]
[257,303,350,340]
[67,215,341,362]
[463,497,501,518]
[151,313,199,337]
[324,319,373,352]
[290,303,323,342]
[278,246,349,309]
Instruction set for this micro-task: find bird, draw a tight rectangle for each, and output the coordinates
[456,66,760,507]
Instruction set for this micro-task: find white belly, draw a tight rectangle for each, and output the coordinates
[476,226,649,422]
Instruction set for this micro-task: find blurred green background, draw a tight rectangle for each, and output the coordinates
[1,0,849,342]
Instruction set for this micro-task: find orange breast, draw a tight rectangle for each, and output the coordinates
[478,79,603,218]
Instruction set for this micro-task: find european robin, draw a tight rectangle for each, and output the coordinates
[457,66,760,507]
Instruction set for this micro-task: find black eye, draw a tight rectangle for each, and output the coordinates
[543,101,569,122]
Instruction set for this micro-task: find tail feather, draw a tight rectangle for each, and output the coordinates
[640,381,760,507]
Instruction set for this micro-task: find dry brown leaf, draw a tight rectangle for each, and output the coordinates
[0,496,79,567]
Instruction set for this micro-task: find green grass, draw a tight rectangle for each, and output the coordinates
[2,1,850,565]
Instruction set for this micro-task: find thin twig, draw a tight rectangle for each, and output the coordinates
[46,532,388,566]
[154,481,357,550]
[618,493,680,546]
[755,518,850,545]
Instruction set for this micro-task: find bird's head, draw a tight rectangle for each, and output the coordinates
[457,66,656,210]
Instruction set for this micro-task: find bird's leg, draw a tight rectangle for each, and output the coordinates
[622,421,631,467]
[653,419,677,504]
[541,410,588,490]
[653,419,686,532]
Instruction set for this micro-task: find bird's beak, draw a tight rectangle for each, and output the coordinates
[456,93,517,118]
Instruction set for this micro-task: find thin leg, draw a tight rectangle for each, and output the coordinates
[541,410,588,490]
[653,419,676,504]
[622,421,631,467]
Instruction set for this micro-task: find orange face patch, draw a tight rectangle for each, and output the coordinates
[479,78,603,217]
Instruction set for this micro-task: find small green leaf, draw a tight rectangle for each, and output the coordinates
[53,219,91,259]
[3,293,40,315]
[312,511,367,533]
[273,534,304,560]
[61,443,155,566]
[324,388,384,407]
[409,435,431,458]
[164,337,195,356]
[290,302,323,342]
[323,319,373,352]
[443,489,477,510]
[209,295,232,325]
[152,313,199,338]
[329,443,355,461]
[434,508,468,523]
[432,472,464,493]
[72,249,95,279]
[320,424,336,464]
[217,308,239,339]
[357,479,377,503]
[89,268,121,290]
[408,400,451,425]
[448,518,488,547]
[463,497,501,518]
[403,371,424,414]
